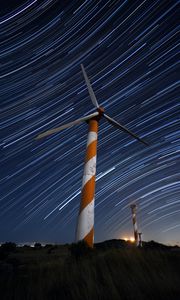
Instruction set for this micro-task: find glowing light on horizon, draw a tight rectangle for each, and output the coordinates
[123,237,135,243]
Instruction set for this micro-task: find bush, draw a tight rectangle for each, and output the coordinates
[0,242,16,253]
[34,243,42,249]
[44,244,53,249]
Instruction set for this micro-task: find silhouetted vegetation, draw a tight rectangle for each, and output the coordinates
[34,242,42,249]
[0,242,17,259]
[69,240,93,259]
[0,240,179,300]
[0,242,16,252]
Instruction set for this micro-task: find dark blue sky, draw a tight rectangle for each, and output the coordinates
[1,0,179,245]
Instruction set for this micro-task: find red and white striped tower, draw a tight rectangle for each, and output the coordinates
[76,109,103,248]
[130,203,139,246]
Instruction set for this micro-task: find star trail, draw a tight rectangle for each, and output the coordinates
[0,0,179,245]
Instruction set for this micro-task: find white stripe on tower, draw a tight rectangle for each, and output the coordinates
[76,118,98,247]
[76,199,94,241]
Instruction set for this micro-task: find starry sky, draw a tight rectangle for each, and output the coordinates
[1,0,179,246]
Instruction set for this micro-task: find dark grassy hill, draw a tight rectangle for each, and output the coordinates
[0,241,179,300]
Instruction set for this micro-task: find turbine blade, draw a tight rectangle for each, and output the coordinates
[81,64,99,108]
[103,113,149,146]
[35,112,99,140]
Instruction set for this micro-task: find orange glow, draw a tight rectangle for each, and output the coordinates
[130,237,135,243]
[123,237,135,242]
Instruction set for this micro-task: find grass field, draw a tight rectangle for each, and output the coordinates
[0,241,179,300]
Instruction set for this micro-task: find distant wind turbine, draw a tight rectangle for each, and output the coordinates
[36,64,148,248]
[130,203,139,247]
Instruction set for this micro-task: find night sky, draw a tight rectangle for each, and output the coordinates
[1,0,179,246]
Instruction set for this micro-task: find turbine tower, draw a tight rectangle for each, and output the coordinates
[130,203,139,246]
[138,232,143,247]
[36,64,148,248]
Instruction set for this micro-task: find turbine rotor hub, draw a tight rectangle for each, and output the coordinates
[97,107,104,116]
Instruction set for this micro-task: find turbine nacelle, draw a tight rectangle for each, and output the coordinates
[97,107,105,115]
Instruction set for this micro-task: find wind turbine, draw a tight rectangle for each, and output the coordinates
[130,203,139,247]
[36,64,148,248]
